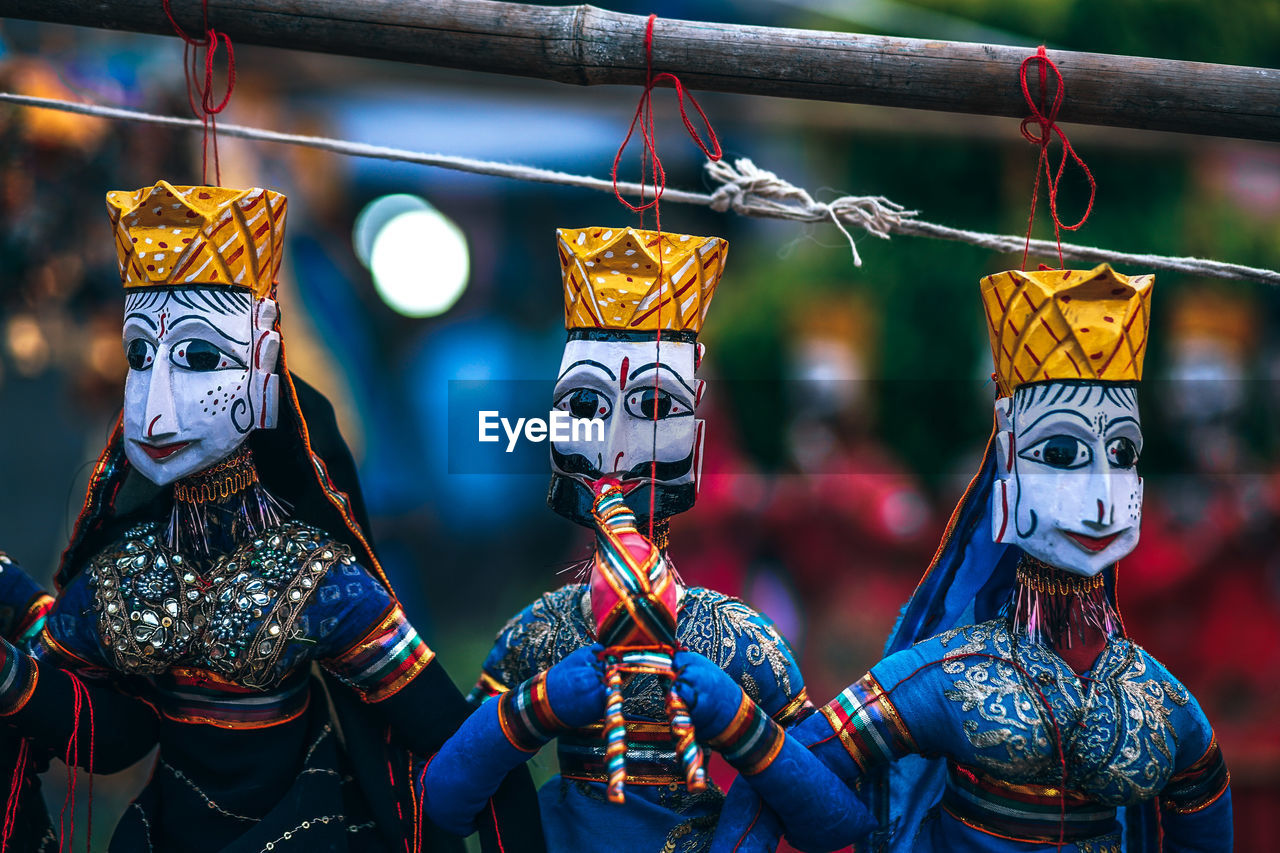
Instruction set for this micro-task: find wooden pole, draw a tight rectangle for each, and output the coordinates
[3,0,1277,141]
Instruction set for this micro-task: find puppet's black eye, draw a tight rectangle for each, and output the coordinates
[126,339,155,371]
[1021,436,1090,469]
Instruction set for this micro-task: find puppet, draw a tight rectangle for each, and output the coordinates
[692,265,1232,853]
[0,182,541,852]
[422,227,810,853]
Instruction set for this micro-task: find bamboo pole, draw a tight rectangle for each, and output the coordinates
[2,0,1277,141]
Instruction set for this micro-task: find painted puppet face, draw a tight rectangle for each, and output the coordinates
[548,335,704,528]
[122,287,280,486]
[992,382,1143,576]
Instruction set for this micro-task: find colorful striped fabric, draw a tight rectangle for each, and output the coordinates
[0,638,36,716]
[322,604,435,703]
[558,719,684,785]
[1162,738,1231,815]
[707,692,786,776]
[469,670,511,703]
[941,762,1118,843]
[590,488,678,649]
[154,669,310,729]
[497,670,563,753]
[819,672,917,772]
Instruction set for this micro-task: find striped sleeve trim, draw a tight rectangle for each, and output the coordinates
[772,688,814,727]
[322,605,435,703]
[15,594,54,645]
[1162,738,1230,815]
[819,672,917,772]
[471,670,511,703]
[707,692,786,776]
[0,642,37,716]
[497,670,563,753]
[33,625,101,672]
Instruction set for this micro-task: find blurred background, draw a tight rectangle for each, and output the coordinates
[1,0,1278,846]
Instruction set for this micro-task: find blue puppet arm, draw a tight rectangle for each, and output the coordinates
[710,781,783,853]
[1158,736,1233,852]
[676,651,876,852]
[421,643,606,836]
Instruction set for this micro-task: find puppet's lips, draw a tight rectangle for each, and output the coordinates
[138,440,190,460]
[1064,530,1121,553]
[589,475,644,496]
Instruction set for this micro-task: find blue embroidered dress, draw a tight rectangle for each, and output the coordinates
[0,377,542,853]
[471,581,810,853]
[712,440,1232,853]
[803,618,1228,852]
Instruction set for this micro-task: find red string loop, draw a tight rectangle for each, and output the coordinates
[1018,46,1095,271]
[611,14,723,218]
[162,0,236,185]
[202,31,236,115]
[609,14,724,540]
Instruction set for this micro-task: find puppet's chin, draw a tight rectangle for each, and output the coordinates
[547,474,694,529]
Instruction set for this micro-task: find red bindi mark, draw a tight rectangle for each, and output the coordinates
[619,356,629,391]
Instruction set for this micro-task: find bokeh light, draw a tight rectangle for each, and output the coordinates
[353,194,470,318]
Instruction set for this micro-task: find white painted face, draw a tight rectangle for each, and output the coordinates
[548,336,705,525]
[122,288,280,486]
[992,382,1143,576]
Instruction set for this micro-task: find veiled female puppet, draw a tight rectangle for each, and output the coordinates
[422,227,811,853]
[0,182,540,853]
[679,266,1232,853]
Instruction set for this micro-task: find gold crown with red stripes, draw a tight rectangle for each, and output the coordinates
[107,181,288,298]
[980,264,1153,396]
[556,226,727,334]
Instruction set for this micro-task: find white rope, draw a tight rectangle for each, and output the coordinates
[3,91,1278,286]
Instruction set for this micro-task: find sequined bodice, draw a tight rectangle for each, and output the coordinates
[933,620,1189,804]
[89,520,354,689]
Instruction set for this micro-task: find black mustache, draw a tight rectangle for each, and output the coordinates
[550,446,694,482]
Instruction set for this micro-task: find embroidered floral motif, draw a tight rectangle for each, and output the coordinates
[90,520,353,688]
[937,619,1187,804]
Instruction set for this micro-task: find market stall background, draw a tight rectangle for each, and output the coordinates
[1,0,1278,847]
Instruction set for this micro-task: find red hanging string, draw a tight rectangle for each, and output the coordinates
[1018,46,1095,271]
[58,677,81,851]
[611,14,723,542]
[611,14,723,222]
[162,0,237,186]
[1,738,30,852]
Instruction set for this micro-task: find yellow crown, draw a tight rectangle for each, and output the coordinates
[107,181,288,299]
[981,264,1153,396]
[557,227,727,334]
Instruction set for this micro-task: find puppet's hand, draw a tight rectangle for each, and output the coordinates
[0,555,49,642]
[543,643,607,729]
[673,650,746,738]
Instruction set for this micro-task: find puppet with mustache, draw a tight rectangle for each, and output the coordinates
[421,227,812,853]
